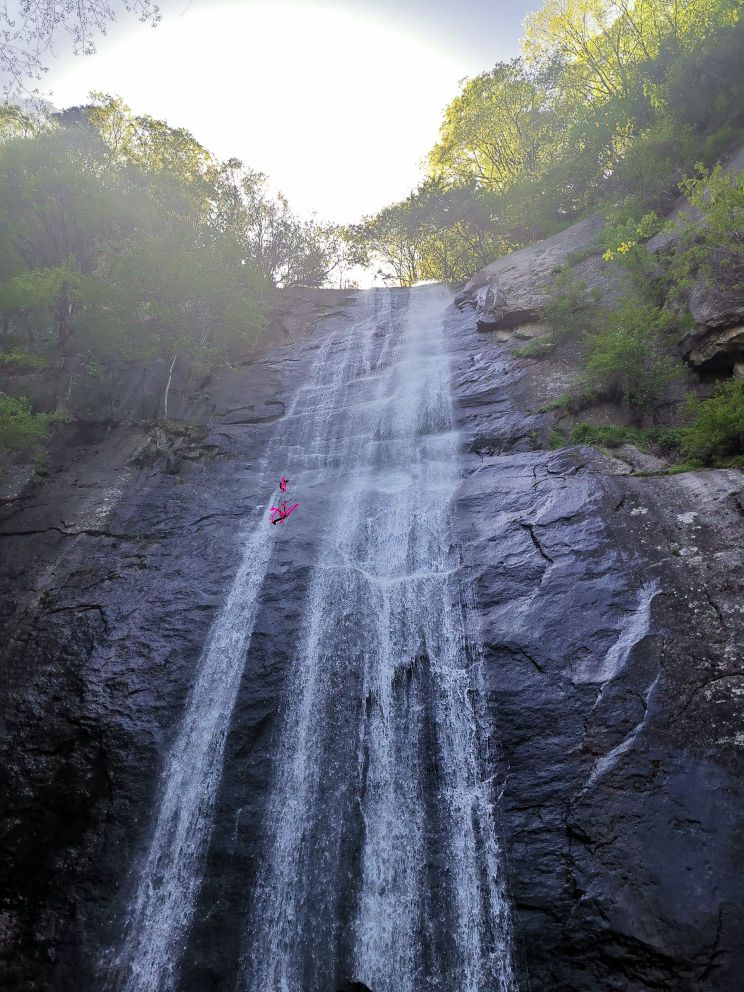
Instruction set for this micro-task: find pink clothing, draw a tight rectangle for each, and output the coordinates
[270,500,300,525]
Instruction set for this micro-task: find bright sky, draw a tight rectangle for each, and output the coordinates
[42,1,536,224]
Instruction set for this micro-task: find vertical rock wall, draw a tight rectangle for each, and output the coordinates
[0,288,742,992]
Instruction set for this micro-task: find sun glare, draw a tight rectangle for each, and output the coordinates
[45,2,471,224]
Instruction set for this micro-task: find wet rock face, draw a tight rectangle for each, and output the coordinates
[447,302,744,992]
[1,289,743,992]
[0,300,358,991]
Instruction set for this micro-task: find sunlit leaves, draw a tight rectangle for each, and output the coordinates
[428,61,555,193]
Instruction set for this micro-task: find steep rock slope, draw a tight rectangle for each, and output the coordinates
[0,285,742,992]
[0,294,357,990]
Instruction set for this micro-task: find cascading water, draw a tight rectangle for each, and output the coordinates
[109,300,380,992]
[111,286,515,992]
[244,286,515,992]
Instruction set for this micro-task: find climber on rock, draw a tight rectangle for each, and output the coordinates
[270,499,300,525]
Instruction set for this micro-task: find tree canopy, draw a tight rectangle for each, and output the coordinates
[0,93,349,368]
[353,0,744,284]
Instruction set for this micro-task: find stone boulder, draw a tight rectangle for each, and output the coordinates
[689,278,744,331]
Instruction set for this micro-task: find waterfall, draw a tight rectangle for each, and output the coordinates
[111,286,515,992]
[244,286,515,992]
[109,297,382,992]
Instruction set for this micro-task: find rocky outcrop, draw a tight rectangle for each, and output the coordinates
[691,284,744,330]
[455,214,605,330]
[687,322,744,369]
[458,142,744,375]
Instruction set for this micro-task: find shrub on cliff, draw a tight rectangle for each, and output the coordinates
[670,164,744,302]
[581,302,680,413]
[682,379,744,464]
[543,268,602,342]
[0,392,51,452]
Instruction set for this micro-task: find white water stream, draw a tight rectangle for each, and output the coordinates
[112,287,516,992]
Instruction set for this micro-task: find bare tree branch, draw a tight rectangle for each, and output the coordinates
[1,0,160,97]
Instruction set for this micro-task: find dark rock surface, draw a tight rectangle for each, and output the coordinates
[448,301,744,992]
[0,286,742,992]
[0,293,358,990]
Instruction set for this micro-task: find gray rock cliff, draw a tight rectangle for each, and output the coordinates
[0,286,742,992]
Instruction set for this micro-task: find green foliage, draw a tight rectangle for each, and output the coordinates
[570,422,684,451]
[543,268,602,342]
[600,209,675,306]
[601,211,661,263]
[512,337,555,359]
[0,349,47,370]
[546,422,685,461]
[0,95,347,375]
[581,300,680,411]
[346,180,513,286]
[548,428,568,448]
[543,263,683,412]
[538,390,596,414]
[682,379,744,463]
[571,423,647,448]
[428,61,554,193]
[356,0,744,284]
[0,392,50,451]
[216,164,351,288]
[671,164,744,298]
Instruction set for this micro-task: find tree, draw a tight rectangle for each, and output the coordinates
[1,1,160,97]
[84,92,217,207]
[429,61,555,193]
[345,179,516,286]
[523,0,742,103]
[215,163,350,288]
[0,113,268,361]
